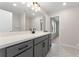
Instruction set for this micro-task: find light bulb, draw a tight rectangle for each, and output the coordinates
[30,2,33,5]
[27,3,31,7]
[32,6,35,10]
[35,9,38,12]
[38,7,40,11]
[13,3,17,6]
[27,2,33,7]
[34,4,38,7]
[22,2,26,4]
[62,2,67,6]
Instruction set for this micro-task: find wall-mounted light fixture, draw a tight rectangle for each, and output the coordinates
[27,2,41,12]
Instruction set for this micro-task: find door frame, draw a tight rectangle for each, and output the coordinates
[50,16,59,39]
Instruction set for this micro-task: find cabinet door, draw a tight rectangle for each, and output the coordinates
[48,38,51,51]
[17,47,33,57]
[6,40,33,57]
[48,34,51,51]
[0,48,6,57]
[34,42,43,57]
[34,35,48,45]
[42,39,48,57]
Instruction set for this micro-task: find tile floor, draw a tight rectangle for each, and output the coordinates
[47,37,79,57]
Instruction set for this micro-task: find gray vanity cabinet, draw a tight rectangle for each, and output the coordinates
[34,35,49,57]
[34,39,49,57]
[0,34,51,57]
[6,40,33,57]
[17,47,33,57]
[42,39,48,57]
[48,34,51,51]
[34,42,43,57]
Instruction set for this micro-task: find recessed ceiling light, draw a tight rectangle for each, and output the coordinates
[22,2,26,4]
[27,2,33,7]
[62,2,67,6]
[13,3,17,6]
[27,3,31,7]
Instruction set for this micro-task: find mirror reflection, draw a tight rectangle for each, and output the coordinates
[0,2,46,32]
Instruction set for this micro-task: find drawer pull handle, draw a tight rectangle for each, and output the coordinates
[18,45,28,50]
[42,42,45,47]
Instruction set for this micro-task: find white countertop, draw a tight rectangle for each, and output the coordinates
[0,31,51,49]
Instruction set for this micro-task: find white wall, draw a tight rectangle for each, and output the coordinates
[32,17,41,31]
[51,7,79,47]
[0,9,12,32]
[12,13,21,31]
[12,13,31,31]
[40,10,50,32]
[25,17,32,30]
[20,13,26,31]
[31,12,50,31]
[45,14,50,31]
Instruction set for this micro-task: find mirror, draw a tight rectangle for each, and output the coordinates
[0,9,12,32]
[40,16,46,31]
[31,15,46,31]
[0,2,45,32]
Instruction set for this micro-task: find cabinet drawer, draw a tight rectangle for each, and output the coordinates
[34,35,48,45]
[42,39,49,57]
[6,40,33,57]
[17,47,33,57]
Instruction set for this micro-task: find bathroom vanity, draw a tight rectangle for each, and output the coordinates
[0,31,51,57]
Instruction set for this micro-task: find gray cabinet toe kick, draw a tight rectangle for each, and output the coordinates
[0,34,51,57]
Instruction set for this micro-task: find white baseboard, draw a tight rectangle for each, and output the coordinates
[60,43,79,50]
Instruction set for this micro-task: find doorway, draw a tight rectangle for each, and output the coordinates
[50,16,59,39]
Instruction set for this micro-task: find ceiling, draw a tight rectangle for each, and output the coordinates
[39,2,79,15]
[0,2,79,17]
[0,2,44,18]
